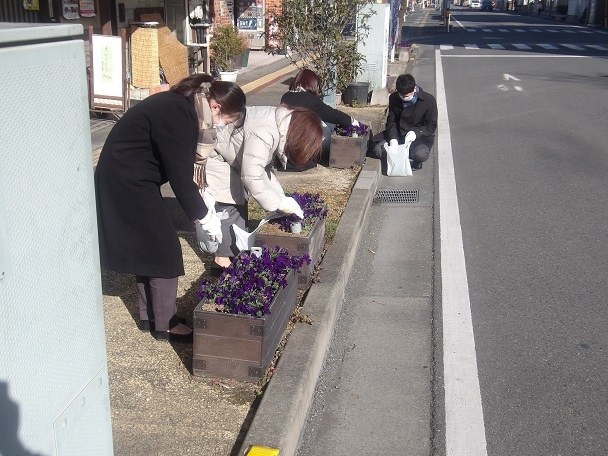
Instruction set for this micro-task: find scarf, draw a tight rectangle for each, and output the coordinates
[193,83,216,191]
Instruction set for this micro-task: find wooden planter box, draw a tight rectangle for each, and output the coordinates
[329,133,369,168]
[193,269,298,382]
[254,216,326,289]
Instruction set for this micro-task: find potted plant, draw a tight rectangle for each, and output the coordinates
[267,0,374,101]
[209,25,246,81]
[193,245,310,382]
[336,41,370,106]
[330,122,370,168]
[255,192,328,289]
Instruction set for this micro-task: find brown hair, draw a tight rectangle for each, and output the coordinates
[171,74,247,129]
[289,69,322,97]
[282,105,323,167]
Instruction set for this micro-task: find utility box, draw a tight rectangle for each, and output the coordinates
[0,24,113,455]
[357,3,390,91]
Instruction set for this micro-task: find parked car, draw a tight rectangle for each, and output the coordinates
[480,0,494,9]
[471,0,481,7]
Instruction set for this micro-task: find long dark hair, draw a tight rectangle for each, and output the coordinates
[282,105,323,167]
[171,74,247,129]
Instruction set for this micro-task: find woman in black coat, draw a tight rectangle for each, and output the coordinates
[280,69,360,169]
[94,74,246,341]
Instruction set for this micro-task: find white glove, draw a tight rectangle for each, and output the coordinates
[198,210,223,244]
[351,119,360,127]
[202,189,216,212]
[277,195,304,219]
[405,131,416,143]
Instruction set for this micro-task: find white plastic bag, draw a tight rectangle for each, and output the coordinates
[385,141,413,176]
[233,211,286,252]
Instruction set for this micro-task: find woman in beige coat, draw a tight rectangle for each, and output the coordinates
[206,104,323,270]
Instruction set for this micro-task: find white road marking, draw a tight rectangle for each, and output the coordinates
[488,44,505,49]
[587,44,608,50]
[513,43,532,49]
[562,43,585,50]
[436,48,488,456]
[503,73,521,81]
[482,28,492,32]
[440,44,454,50]
[464,44,480,49]
[514,28,526,32]
[498,28,508,32]
[442,54,590,58]
[538,43,559,49]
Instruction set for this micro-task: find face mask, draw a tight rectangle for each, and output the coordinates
[401,87,419,107]
[214,114,227,131]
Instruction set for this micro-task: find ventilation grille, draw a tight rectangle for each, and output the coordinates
[374,189,420,203]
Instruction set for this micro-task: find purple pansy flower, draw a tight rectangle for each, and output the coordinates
[198,245,310,317]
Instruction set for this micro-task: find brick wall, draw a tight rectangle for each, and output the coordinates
[213,0,234,27]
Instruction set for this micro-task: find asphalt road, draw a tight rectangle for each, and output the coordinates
[297,9,608,455]
[440,10,608,456]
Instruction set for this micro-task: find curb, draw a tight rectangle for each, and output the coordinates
[239,158,382,455]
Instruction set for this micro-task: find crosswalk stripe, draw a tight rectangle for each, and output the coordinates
[562,43,585,50]
[460,27,605,35]
[439,43,608,52]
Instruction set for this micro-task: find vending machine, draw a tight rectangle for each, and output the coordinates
[236,0,265,49]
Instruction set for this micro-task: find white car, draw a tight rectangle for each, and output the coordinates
[471,0,481,6]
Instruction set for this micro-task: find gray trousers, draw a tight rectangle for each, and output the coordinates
[216,202,248,258]
[136,276,178,331]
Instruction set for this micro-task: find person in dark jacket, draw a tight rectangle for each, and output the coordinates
[280,69,360,169]
[94,74,246,342]
[371,73,437,170]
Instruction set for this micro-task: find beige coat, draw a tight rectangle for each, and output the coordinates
[207,105,292,211]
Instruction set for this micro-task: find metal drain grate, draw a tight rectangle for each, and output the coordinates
[374,189,420,203]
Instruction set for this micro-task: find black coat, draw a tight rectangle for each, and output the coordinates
[281,90,353,126]
[94,91,208,278]
[385,87,437,146]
